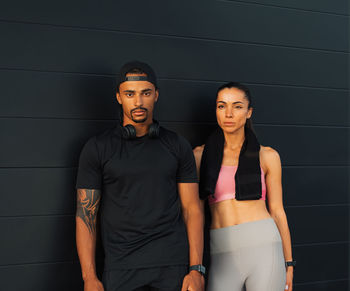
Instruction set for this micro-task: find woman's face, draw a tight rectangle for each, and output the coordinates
[216,87,252,134]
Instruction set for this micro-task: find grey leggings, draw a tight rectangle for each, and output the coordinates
[208,218,286,291]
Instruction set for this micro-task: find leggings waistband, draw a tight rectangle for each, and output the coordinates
[210,218,282,254]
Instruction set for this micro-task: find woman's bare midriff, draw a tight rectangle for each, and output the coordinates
[209,199,271,229]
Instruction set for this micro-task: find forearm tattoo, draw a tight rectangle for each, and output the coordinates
[76,189,101,235]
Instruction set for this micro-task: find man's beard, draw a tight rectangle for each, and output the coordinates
[130,107,148,123]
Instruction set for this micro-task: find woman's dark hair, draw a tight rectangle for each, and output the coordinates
[216,81,254,130]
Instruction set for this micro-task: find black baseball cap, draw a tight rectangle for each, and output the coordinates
[116,61,158,90]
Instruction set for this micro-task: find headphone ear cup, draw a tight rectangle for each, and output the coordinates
[149,121,160,138]
[122,124,136,139]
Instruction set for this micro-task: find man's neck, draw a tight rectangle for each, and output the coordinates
[123,117,153,137]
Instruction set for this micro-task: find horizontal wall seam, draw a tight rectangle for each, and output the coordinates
[0,116,119,122]
[217,0,350,17]
[0,67,349,91]
[0,165,348,169]
[0,18,348,54]
[294,278,349,286]
[285,203,350,208]
[161,78,350,91]
[1,206,348,218]
[0,117,349,129]
[0,214,75,218]
[282,165,350,168]
[0,259,78,268]
[293,241,349,247]
[0,166,77,169]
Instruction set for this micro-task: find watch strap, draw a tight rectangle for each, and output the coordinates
[285,260,297,268]
[189,264,206,275]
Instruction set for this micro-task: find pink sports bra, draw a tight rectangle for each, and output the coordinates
[208,165,266,205]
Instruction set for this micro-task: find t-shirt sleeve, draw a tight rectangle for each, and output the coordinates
[75,136,102,189]
[176,135,198,183]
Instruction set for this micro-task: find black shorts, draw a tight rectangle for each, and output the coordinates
[102,265,188,291]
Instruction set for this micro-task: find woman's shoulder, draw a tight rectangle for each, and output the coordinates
[193,144,205,154]
[260,145,281,171]
[260,145,279,156]
[193,144,205,166]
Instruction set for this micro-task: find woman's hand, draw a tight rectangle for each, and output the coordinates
[285,267,293,291]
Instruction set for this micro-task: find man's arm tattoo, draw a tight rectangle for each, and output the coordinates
[76,189,101,235]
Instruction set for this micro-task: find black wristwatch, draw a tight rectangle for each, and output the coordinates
[189,264,206,276]
[285,260,297,269]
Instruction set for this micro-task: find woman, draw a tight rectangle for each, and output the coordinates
[194,82,294,291]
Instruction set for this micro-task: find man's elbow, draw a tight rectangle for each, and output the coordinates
[182,202,203,224]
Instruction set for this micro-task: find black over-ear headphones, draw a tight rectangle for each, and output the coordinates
[120,120,160,140]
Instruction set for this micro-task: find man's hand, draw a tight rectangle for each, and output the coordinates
[84,277,104,291]
[181,270,204,291]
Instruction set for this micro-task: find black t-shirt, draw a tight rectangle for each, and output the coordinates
[76,125,198,270]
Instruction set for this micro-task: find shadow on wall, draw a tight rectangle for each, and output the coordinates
[78,64,119,120]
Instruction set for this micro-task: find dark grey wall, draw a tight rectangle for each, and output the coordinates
[0,1,348,290]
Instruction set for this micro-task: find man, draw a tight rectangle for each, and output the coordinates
[75,61,205,291]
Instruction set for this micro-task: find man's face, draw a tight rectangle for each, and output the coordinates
[116,73,159,125]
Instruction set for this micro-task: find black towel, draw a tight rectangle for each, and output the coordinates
[199,125,262,200]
